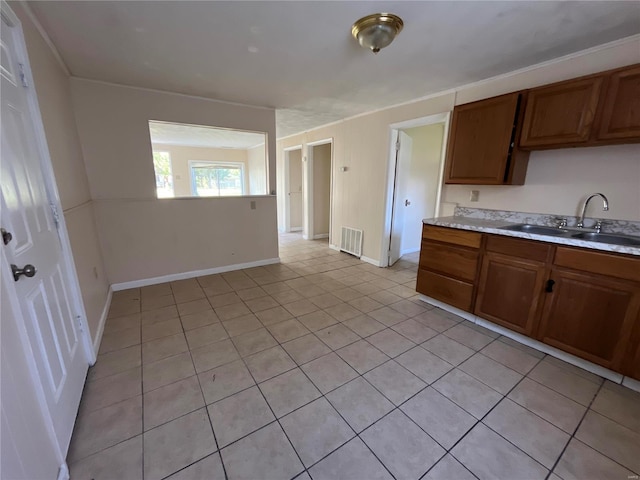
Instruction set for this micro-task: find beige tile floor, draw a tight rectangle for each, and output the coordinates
[68,233,640,480]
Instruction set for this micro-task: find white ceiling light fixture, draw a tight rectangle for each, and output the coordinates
[351,13,404,54]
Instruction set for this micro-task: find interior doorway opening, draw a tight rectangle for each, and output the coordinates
[283,146,303,232]
[305,139,333,241]
[384,113,450,267]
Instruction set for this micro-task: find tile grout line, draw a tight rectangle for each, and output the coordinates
[86,241,637,479]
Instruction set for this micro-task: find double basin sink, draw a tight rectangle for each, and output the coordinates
[500,224,640,247]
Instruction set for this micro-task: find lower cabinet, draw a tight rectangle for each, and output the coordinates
[475,252,547,336]
[536,267,640,370]
[418,226,640,379]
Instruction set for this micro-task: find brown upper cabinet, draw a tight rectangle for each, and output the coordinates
[519,64,640,149]
[444,92,529,185]
[596,64,640,141]
[519,76,604,148]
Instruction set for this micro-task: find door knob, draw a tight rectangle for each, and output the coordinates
[11,264,37,281]
[404,199,411,206]
[1,228,12,245]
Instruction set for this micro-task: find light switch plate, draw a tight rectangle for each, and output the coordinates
[470,190,480,202]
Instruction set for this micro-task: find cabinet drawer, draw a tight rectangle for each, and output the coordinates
[420,241,479,282]
[554,247,640,283]
[422,225,482,249]
[486,235,551,262]
[417,269,474,312]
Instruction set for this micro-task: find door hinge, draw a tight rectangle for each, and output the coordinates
[18,63,28,87]
[395,140,400,151]
[50,203,60,228]
[77,316,84,334]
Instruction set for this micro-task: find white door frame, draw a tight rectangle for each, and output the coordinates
[304,138,333,242]
[380,112,451,266]
[2,2,94,472]
[283,145,302,233]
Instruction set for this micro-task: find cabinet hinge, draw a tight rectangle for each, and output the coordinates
[18,63,28,87]
[50,203,60,228]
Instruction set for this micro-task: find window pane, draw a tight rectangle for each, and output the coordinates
[191,165,244,196]
[152,151,174,198]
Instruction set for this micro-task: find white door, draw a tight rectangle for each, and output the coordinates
[287,150,303,231]
[388,131,413,265]
[1,9,89,459]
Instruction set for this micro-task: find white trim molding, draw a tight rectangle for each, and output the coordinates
[91,288,113,364]
[111,257,280,291]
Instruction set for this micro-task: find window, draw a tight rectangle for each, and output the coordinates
[190,161,245,197]
[148,120,268,198]
[153,151,174,198]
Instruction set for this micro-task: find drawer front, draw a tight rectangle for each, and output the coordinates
[420,241,479,282]
[422,225,482,249]
[417,269,474,312]
[554,247,640,283]
[486,234,551,262]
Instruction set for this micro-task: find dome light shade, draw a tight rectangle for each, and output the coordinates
[351,13,404,54]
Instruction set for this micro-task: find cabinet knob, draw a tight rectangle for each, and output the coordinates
[545,279,555,293]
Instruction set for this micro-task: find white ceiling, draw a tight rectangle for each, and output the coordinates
[149,121,266,149]
[30,1,640,138]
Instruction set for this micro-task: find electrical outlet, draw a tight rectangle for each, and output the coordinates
[470,190,480,202]
[250,200,256,210]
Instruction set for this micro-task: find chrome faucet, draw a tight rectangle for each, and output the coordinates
[577,193,609,228]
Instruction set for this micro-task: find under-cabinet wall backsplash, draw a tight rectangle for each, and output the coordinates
[453,207,640,236]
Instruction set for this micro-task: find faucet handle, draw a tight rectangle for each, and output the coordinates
[553,217,568,228]
[594,220,612,233]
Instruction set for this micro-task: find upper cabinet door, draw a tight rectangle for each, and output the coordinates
[445,92,523,185]
[596,65,640,141]
[519,76,604,148]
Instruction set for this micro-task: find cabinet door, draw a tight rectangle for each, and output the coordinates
[445,93,520,184]
[596,65,640,141]
[520,77,604,148]
[537,268,640,370]
[622,312,640,381]
[475,252,547,336]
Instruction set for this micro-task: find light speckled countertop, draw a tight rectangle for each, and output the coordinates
[423,215,640,256]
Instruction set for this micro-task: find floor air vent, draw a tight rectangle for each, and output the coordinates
[340,227,363,258]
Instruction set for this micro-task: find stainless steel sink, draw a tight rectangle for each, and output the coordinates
[570,232,640,246]
[500,224,571,236]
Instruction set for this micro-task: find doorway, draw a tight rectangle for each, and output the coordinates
[384,113,450,266]
[284,146,303,232]
[1,3,93,477]
[306,140,333,241]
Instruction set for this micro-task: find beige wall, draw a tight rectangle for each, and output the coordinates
[287,149,303,230]
[312,143,331,237]
[94,197,278,284]
[248,144,267,195]
[70,79,279,284]
[152,143,250,197]
[443,144,640,219]
[15,4,109,343]
[401,124,445,254]
[277,38,640,264]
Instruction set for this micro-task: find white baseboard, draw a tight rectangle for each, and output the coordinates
[329,244,340,252]
[623,376,640,393]
[302,234,310,240]
[91,288,113,363]
[313,233,329,239]
[289,227,302,232]
[400,247,420,256]
[111,257,281,291]
[361,255,382,267]
[419,294,626,385]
